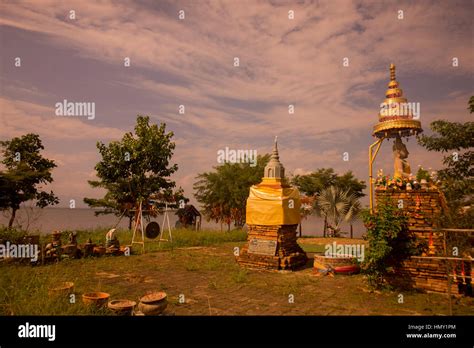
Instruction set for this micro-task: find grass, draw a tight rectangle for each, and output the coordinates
[299,244,326,253]
[1,228,473,316]
[1,226,247,252]
[78,227,247,252]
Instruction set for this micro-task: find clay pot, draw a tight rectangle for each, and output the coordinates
[93,246,106,256]
[48,282,74,297]
[313,255,360,275]
[82,292,110,307]
[108,299,136,316]
[138,292,167,315]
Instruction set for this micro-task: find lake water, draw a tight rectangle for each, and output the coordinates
[0,207,366,238]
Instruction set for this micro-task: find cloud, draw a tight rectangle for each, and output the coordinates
[0,0,472,208]
[0,97,125,140]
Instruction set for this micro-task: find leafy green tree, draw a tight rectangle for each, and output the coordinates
[292,168,366,198]
[292,168,366,236]
[0,134,59,228]
[291,168,337,196]
[314,186,361,237]
[194,154,270,231]
[417,99,473,228]
[84,116,181,228]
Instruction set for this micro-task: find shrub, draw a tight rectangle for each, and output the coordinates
[361,199,425,288]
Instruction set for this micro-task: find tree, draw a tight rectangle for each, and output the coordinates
[0,134,59,228]
[292,168,366,236]
[314,186,361,237]
[194,154,270,231]
[417,98,474,228]
[292,168,366,198]
[291,168,337,196]
[84,115,181,228]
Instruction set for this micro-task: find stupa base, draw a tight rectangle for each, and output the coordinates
[237,224,307,270]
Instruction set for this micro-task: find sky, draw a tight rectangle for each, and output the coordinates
[0,0,473,208]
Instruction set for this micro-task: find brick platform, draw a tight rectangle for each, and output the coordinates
[376,188,445,255]
[376,188,472,295]
[391,257,472,295]
[375,189,443,229]
[237,224,307,270]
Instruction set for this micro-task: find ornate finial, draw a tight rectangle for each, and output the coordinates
[272,136,279,160]
[264,137,284,179]
[390,63,396,81]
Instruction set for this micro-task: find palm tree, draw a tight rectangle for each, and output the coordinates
[315,186,361,237]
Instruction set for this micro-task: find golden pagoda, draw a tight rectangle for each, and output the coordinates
[237,137,307,270]
[369,64,423,211]
[373,63,423,139]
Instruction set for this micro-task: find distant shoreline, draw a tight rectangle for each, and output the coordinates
[0,207,366,238]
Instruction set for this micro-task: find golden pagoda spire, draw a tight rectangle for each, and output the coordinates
[372,63,422,139]
[390,63,396,81]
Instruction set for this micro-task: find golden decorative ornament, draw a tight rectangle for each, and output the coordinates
[373,63,423,139]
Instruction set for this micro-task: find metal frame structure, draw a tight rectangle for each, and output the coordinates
[368,137,385,212]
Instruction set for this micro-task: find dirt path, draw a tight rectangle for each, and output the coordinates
[89,243,472,316]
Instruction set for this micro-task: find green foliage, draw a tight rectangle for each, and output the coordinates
[0,226,29,244]
[84,116,183,226]
[0,134,59,227]
[417,100,474,228]
[193,154,270,230]
[361,199,423,289]
[415,167,431,182]
[292,168,366,198]
[293,169,365,233]
[314,186,361,237]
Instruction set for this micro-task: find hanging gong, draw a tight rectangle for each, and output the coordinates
[145,221,160,239]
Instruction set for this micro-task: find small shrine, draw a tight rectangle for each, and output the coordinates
[237,137,307,270]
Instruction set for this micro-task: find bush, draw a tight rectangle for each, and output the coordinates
[0,227,29,244]
[361,199,425,288]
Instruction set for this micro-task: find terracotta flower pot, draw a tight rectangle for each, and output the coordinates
[138,292,167,315]
[48,282,74,297]
[108,299,136,316]
[82,292,110,307]
[93,246,106,256]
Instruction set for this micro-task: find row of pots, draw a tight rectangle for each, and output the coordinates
[48,282,167,316]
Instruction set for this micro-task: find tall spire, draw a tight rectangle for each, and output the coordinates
[264,137,285,179]
[379,63,412,119]
[372,63,423,139]
[390,63,396,81]
[272,136,279,160]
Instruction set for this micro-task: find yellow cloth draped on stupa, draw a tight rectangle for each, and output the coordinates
[246,181,301,225]
[245,137,301,226]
